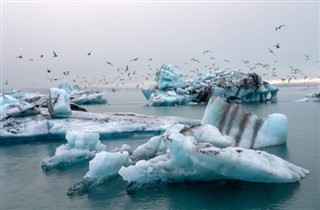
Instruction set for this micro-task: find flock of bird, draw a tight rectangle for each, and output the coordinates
[7,24,319,89]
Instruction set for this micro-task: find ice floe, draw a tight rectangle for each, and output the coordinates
[142,64,278,106]
[41,131,106,170]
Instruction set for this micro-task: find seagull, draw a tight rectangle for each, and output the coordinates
[304,54,310,61]
[130,57,138,62]
[242,60,250,64]
[274,43,280,49]
[275,25,286,31]
[40,55,44,59]
[47,77,63,82]
[191,58,200,63]
[224,59,231,63]
[52,51,58,57]
[106,61,113,66]
[16,55,23,59]
[87,51,92,56]
[5,80,8,85]
[202,50,212,54]
[47,68,52,73]
[29,58,34,61]
[148,58,152,61]
[268,48,275,55]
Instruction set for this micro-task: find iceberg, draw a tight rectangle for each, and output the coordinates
[48,88,72,118]
[67,151,129,195]
[58,81,107,105]
[0,100,40,121]
[142,64,278,106]
[1,89,48,107]
[66,96,306,192]
[119,132,309,190]
[0,108,200,143]
[202,97,287,149]
[295,92,320,102]
[41,131,106,170]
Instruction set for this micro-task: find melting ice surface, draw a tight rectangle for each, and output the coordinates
[42,131,106,170]
[58,81,107,105]
[142,64,278,106]
[67,97,308,194]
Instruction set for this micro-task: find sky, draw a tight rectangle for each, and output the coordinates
[1,1,319,89]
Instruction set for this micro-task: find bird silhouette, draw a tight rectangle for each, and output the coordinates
[268,48,275,55]
[130,57,138,62]
[106,61,113,66]
[52,51,58,57]
[40,55,44,59]
[202,50,212,54]
[16,55,23,59]
[5,80,8,85]
[191,58,200,63]
[275,25,286,31]
[274,43,280,49]
[304,54,310,61]
[47,68,52,73]
[88,51,92,56]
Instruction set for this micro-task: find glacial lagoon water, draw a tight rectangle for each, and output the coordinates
[1,85,319,209]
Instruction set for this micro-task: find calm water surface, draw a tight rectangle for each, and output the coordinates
[1,86,319,209]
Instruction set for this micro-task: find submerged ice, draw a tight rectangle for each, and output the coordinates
[42,131,106,170]
[142,64,278,106]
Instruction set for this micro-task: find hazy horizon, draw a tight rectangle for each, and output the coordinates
[1,1,319,90]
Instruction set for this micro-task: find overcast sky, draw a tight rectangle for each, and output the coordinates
[1,1,319,89]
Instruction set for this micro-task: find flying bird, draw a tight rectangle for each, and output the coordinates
[106,61,113,66]
[40,55,44,59]
[5,80,8,85]
[274,43,280,49]
[275,25,286,31]
[16,55,23,59]
[304,54,310,61]
[191,58,200,63]
[52,51,58,57]
[130,57,138,62]
[47,68,52,73]
[268,48,275,55]
[47,77,63,82]
[202,50,212,54]
[88,51,92,56]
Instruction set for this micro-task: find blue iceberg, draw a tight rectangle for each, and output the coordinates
[142,64,279,106]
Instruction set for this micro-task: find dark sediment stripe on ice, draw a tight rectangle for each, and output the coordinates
[224,104,241,135]
[250,118,263,148]
[218,102,232,131]
[234,113,251,147]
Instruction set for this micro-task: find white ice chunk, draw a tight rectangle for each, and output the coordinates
[202,97,287,149]
[119,133,309,189]
[41,131,105,169]
[48,88,71,118]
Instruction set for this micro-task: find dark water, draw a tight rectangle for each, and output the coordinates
[1,86,319,209]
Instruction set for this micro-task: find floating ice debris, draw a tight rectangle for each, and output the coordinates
[202,97,287,149]
[1,89,48,107]
[67,151,129,195]
[48,88,72,118]
[0,100,40,121]
[295,92,320,102]
[142,64,278,106]
[41,131,106,170]
[0,109,200,142]
[58,81,107,105]
[119,132,309,190]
